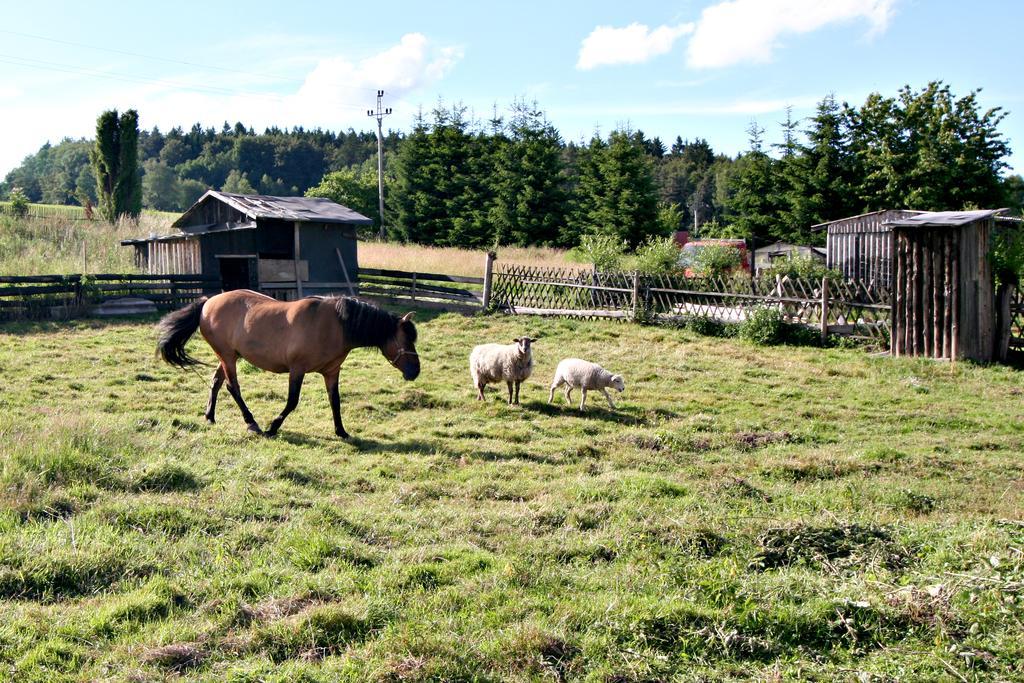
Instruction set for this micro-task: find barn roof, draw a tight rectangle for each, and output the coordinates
[172,190,373,228]
[884,209,1007,228]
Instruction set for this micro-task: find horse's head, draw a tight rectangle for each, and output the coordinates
[383,311,420,381]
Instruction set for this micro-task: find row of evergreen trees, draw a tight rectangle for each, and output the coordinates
[3,82,1019,248]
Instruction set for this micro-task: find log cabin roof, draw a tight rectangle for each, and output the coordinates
[171,190,373,229]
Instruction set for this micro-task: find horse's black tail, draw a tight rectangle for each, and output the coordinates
[156,297,208,368]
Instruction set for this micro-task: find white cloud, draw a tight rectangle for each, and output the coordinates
[687,0,896,69]
[297,33,461,103]
[577,22,694,70]
[0,33,461,175]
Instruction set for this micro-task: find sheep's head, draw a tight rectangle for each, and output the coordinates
[512,337,536,355]
[610,374,625,392]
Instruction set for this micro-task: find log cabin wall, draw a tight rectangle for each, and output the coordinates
[890,218,994,361]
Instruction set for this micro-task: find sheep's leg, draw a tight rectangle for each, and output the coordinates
[506,381,514,405]
[564,387,572,405]
[602,388,617,409]
[579,388,588,411]
[514,381,521,405]
[548,377,562,403]
[476,383,485,401]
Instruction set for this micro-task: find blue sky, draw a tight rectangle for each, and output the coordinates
[1,0,1022,177]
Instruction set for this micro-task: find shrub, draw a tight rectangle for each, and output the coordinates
[570,233,627,271]
[693,244,742,278]
[8,187,30,217]
[758,254,839,286]
[686,316,725,337]
[740,306,784,345]
[631,236,680,275]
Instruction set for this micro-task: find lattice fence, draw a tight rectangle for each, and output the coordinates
[1010,286,1024,353]
[492,265,892,341]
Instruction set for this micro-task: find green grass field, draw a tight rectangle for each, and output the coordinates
[1,311,1022,681]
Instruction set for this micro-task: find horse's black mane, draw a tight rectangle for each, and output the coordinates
[327,296,416,347]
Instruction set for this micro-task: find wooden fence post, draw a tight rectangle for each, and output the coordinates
[411,272,418,302]
[820,276,829,343]
[481,251,496,311]
[631,271,640,319]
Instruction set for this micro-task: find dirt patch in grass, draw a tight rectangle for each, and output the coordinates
[141,642,205,673]
[750,523,911,572]
[734,431,793,450]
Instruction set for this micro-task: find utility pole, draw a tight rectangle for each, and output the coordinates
[367,90,392,240]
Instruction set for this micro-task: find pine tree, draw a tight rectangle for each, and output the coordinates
[492,101,568,246]
[731,123,779,240]
[570,130,660,247]
[90,109,142,221]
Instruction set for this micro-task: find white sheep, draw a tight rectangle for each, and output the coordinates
[469,337,536,404]
[548,358,625,411]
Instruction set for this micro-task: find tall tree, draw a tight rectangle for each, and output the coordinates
[492,101,568,246]
[730,123,780,240]
[570,130,660,247]
[90,109,142,221]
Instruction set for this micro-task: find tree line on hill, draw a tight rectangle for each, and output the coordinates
[2,81,1021,248]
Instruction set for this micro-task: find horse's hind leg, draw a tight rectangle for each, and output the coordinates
[222,356,261,433]
[323,370,349,439]
[267,371,304,437]
[205,365,225,424]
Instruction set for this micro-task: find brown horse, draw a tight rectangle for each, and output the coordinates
[156,289,419,438]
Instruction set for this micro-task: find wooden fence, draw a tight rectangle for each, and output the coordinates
[357,267,486,312]
[1010,286,1024,353]
[0,273,217,321]
[491,265,892,342]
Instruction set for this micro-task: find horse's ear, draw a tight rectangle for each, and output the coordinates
[401,311,415,322]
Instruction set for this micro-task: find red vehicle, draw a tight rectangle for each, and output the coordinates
[674,231,751,277]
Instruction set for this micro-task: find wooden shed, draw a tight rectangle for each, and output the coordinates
[813,209,924,286]
[122,191,371,298]
[885,209,1008,362]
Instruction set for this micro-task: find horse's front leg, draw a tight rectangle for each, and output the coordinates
[323,370,349,439]
[266,371,305,437]
[205,365,225,424]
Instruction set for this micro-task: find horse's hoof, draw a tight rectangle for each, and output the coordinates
[246,423,262,434]
[337,430,350,439]
[205,417,215,425]
[264,430,278,438]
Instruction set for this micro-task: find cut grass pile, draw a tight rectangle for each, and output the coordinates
[0,311,1022,680]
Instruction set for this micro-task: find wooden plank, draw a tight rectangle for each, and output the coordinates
[358,267,484,285]
[358,275,480,297]
[505,306,629,319]
[357,285,481,303]
[357,294,479,313]
[0,284,77,296]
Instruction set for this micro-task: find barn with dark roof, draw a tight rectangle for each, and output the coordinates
[122,191,371,298]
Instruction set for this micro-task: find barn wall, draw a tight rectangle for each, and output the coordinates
[299,222,358,286]
[825,210,921,285]
[957,219,993,361]
[198,229,258,283]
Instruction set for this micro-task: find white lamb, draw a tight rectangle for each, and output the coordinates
[548,358,625,411]
[469,337,536,405]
